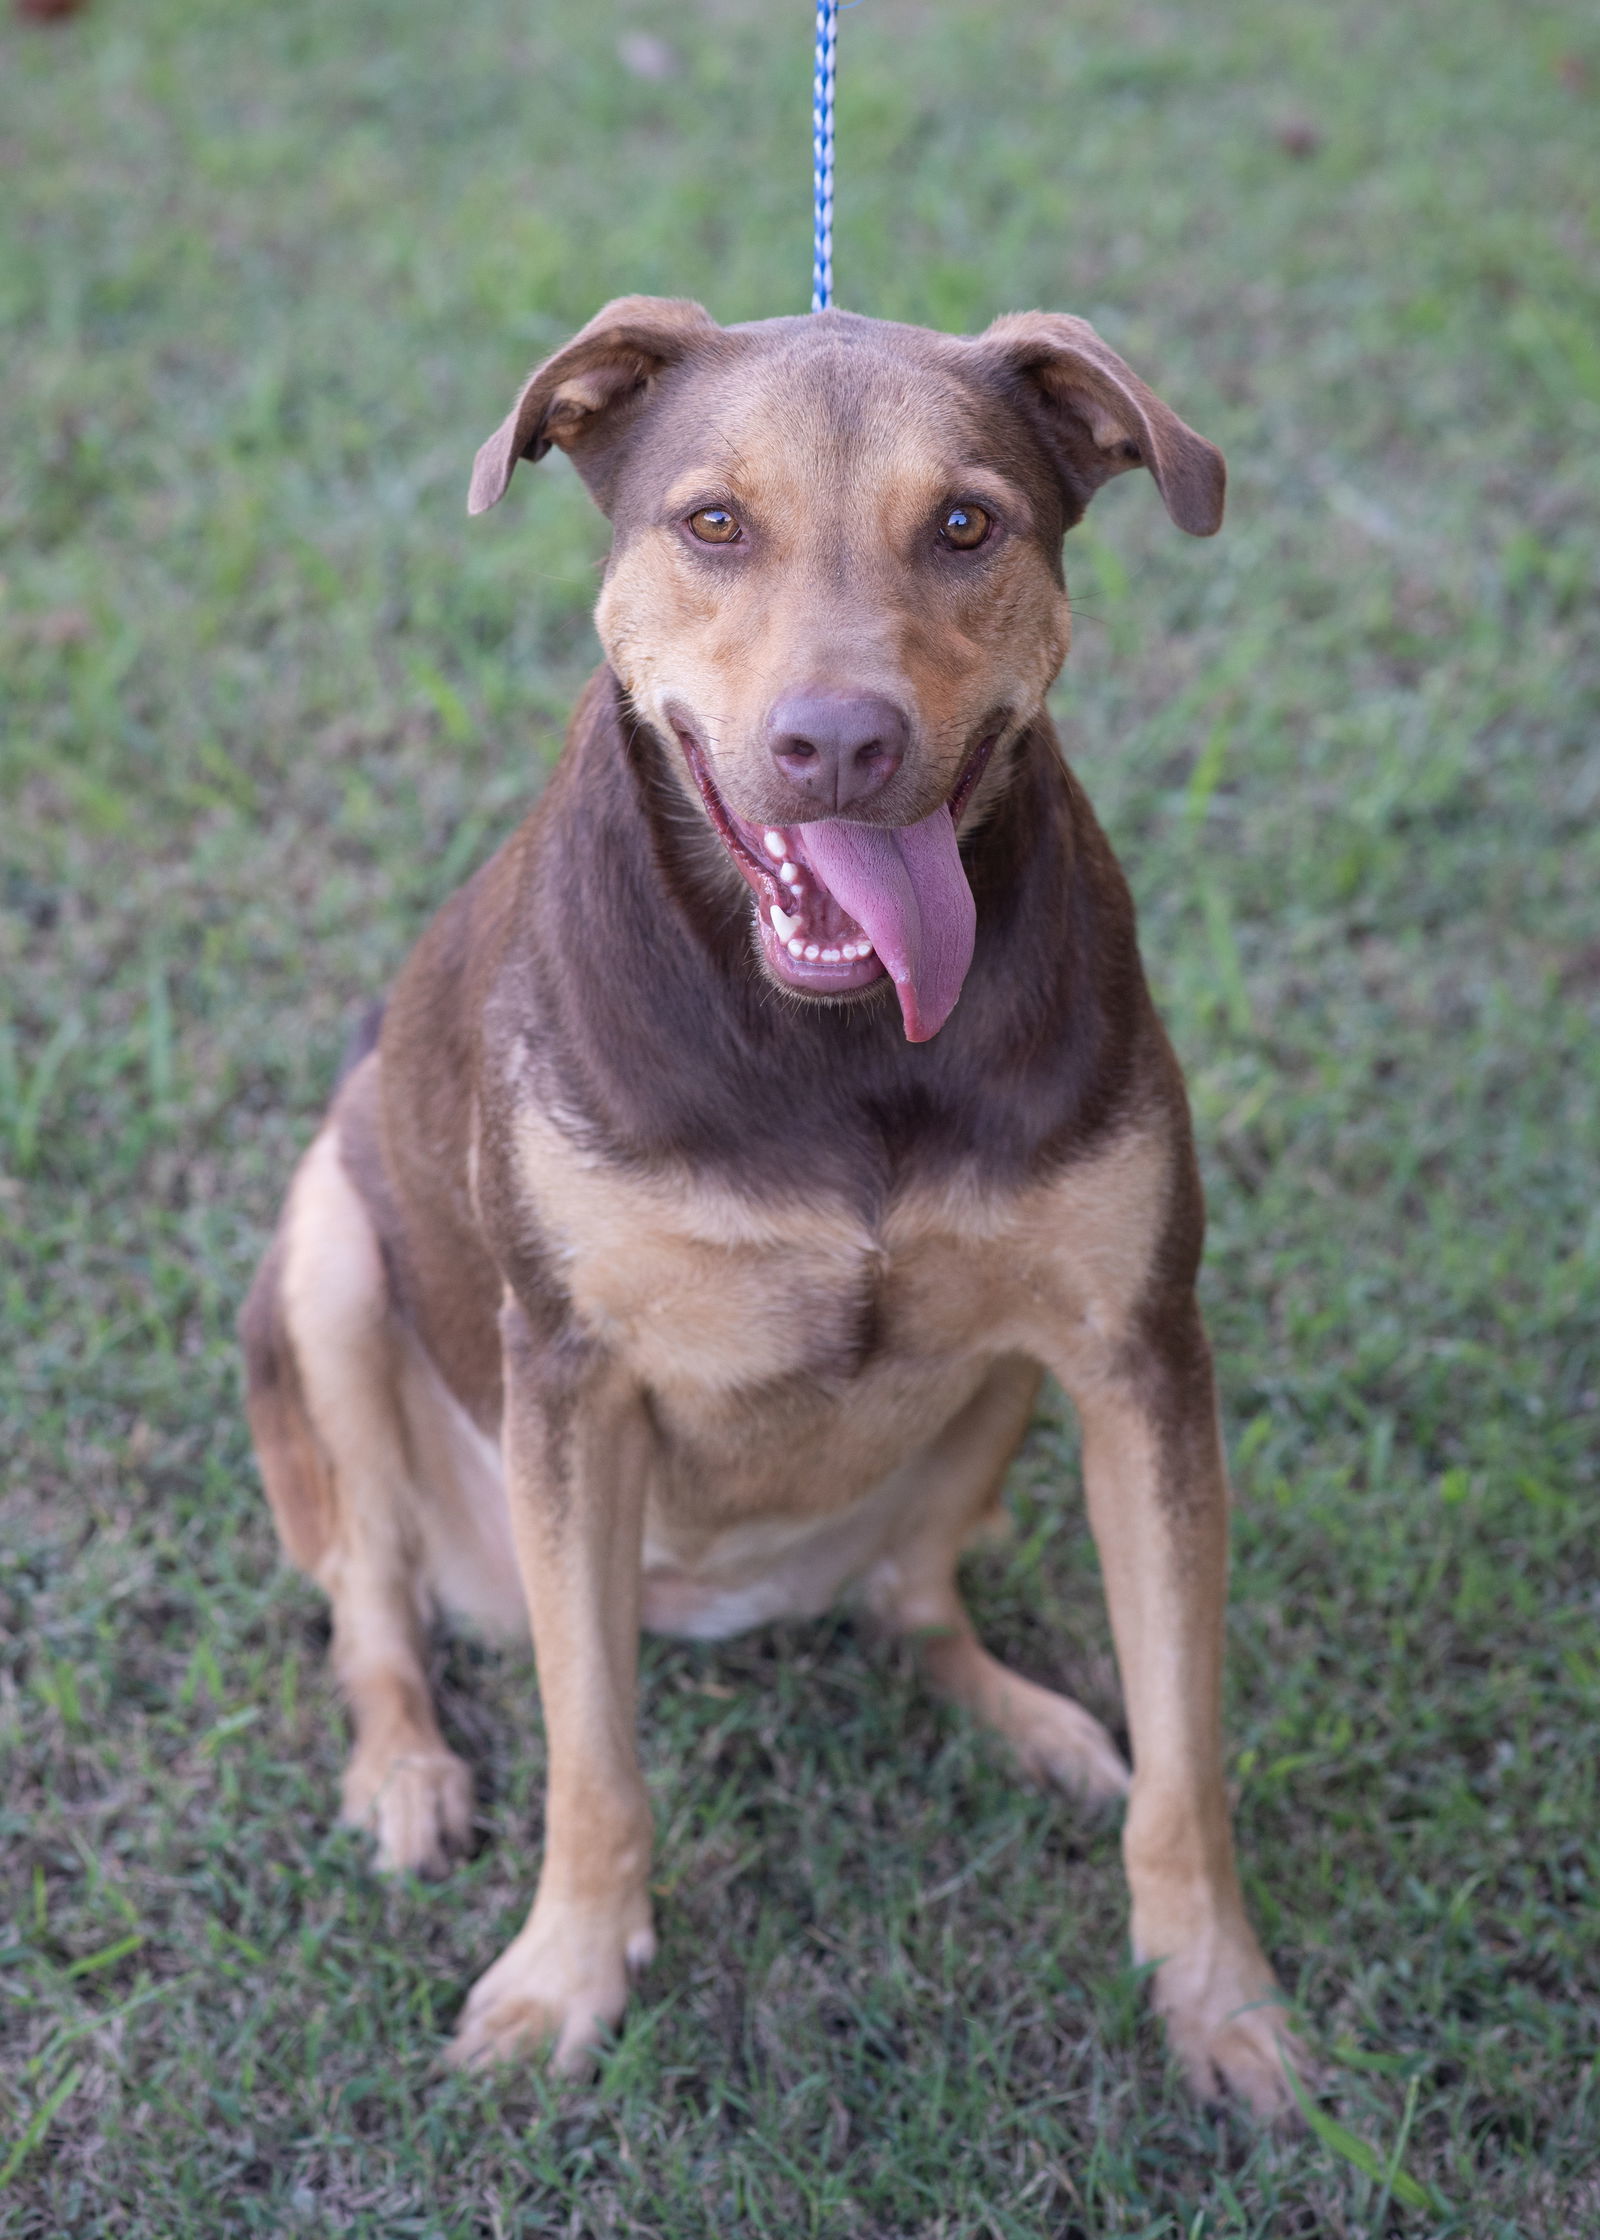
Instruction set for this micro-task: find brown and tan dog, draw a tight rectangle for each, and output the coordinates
[240,297,1306,2114]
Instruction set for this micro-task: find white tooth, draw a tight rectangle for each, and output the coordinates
[843,942,861,959]
[822,947,841,962]
[763,830,786,858]
[770,905,801,942]
[804,944,820,960]
[787,937,805,958]
[779,861,800,885]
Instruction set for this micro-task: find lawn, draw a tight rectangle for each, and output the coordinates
[2,0,1598,2231]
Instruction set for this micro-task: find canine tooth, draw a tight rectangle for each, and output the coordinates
[779,861,800,885]
[763,830,785,858]
[787,937,805,958]
[770,905,801,942]
[822,947,841,962]
[804,943,820,960]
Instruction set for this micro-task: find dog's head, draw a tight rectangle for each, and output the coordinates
[470,300,1223,1041]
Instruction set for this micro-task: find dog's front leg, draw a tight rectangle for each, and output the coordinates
[448,1299,656,2074]
[1053,1299,1307,2119]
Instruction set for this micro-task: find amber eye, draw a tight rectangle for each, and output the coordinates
[939,502,992,551]
[688,506,741,544]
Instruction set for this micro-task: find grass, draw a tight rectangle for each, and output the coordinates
[2,0,1597,2230]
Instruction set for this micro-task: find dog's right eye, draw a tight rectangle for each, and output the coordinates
[687,507,742,545]
[939,503,993,551]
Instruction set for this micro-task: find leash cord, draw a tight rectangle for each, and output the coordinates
[811,0,837,311]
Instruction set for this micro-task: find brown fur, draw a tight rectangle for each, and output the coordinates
[241,299,1305,2114]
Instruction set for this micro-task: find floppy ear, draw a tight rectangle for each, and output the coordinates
[976,311,1226,537]
[468,295,719,517]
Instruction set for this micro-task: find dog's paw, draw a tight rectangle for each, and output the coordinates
[340,1745,474,1878]
[1008,1689,1131,1807]
[1152,1938,1313,2123]
[908,1632,1132,1810]
[446,1903,656,2076]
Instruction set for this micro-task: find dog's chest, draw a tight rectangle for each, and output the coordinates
[513,1109,1169,1397]
[517,1115,930,1390]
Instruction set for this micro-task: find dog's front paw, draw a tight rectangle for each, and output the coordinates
[446,1901,656,2075]
[1150,1933,1312,2122]
[340,1744,474,1878]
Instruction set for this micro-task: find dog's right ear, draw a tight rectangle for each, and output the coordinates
[468,296,719,517]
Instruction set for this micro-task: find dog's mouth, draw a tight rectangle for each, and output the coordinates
[672,724,998,1043]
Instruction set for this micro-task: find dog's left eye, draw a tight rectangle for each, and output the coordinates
[688,507,742,545]
[939,504,992,551]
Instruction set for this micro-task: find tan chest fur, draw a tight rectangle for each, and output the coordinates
[512,1108,1171,1527]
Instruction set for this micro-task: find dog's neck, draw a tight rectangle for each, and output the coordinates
[509,667,1150,1202]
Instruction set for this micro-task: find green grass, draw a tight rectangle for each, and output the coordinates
[2,0,1598,2230]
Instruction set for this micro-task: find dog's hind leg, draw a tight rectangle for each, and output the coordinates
[241,1115,473,1877]
[864,1357,1130,1806]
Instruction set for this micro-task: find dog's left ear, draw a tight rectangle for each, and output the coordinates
[469,295,720,516]
[976,312,1225,537]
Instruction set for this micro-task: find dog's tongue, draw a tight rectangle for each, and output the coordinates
[799,805,976,1042]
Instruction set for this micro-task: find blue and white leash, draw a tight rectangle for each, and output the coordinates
[810,0,839,312]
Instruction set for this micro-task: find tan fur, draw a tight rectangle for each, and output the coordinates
[506,1103,1171,1563]
[268,1114,475,1875]
[239,1233,337,1574]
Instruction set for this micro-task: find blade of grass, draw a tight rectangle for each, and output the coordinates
[1283,2058,1438,2216]
[0,2065,84,2189]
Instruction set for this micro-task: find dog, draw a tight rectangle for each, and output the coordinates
[240,296,1306,2116]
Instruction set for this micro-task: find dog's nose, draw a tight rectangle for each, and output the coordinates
[767,691,909,811]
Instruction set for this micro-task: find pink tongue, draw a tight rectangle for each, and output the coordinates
[799,805,976,1042]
